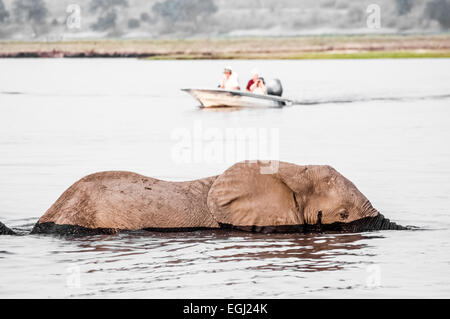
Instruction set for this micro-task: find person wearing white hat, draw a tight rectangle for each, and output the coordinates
[219,66,240,90]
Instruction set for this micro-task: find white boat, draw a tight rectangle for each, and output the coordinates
[181,88,294,108]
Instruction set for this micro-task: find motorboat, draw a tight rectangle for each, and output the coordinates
[182,78,294,108]
[181,88,294,108]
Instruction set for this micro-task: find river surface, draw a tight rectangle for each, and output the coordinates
[0,58,449,298]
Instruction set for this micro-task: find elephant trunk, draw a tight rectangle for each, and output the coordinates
[343,212,407,232]
[342,200,408,232]
[0,221,16,235]
[305,211,407,233]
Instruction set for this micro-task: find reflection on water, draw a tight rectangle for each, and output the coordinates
[198,106,245,112]
[37,230,384,297]
[66,231,375,272]
[1,222,386,298]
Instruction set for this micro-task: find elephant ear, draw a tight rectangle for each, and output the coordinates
[207,161,304,230]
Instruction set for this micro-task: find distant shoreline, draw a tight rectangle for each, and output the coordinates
[1,34,450,59]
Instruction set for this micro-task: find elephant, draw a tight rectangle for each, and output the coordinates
[0,160,407,236]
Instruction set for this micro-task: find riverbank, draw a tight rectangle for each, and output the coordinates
[1,34,450,59]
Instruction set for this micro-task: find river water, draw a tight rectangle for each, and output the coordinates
[0,58,449,298]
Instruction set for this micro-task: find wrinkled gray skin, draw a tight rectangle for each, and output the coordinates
[0,161,407,236]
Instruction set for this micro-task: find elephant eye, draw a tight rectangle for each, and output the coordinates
[339,211,349,220]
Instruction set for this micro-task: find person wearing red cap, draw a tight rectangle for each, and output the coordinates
[246,68,259,92]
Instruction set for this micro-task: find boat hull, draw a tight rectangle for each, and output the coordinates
[182,88,292,108]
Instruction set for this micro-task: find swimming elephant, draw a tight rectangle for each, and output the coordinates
[1,161,406,236]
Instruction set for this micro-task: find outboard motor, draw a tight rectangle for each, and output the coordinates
[266,78,283,96]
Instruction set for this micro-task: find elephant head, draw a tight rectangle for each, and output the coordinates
[207,161,405,233]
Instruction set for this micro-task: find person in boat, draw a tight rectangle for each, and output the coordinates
[246,69,260,92]
[249,77,267,95]
[219,66,240,90]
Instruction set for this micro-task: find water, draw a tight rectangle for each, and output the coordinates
[0,58,449,298]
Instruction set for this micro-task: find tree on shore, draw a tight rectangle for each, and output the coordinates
[152,0,217,33]
[13,0,48,37]
[425,0,450,29]
[127,18,140,29]
[90,0,128,34]
[0,0,9,24]
[395,0,414,15]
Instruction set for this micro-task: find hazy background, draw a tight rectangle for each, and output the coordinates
[0,0,449,40]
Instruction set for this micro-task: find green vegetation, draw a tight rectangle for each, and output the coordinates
[144,51,450,60]
[273,51,450,60]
